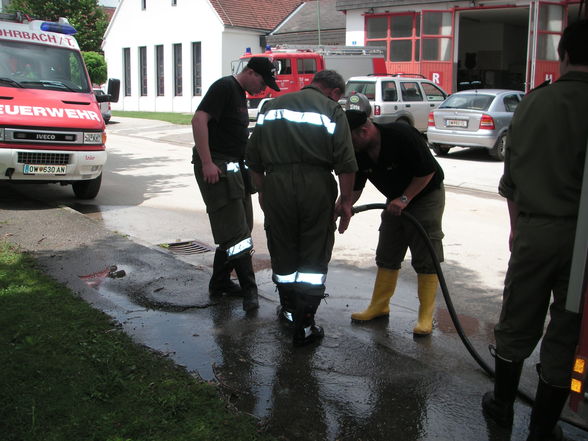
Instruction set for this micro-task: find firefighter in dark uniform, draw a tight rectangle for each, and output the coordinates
[482,19,588,441]
[344,109,445,336]
[247,70,357,346]
[192,57,280,312]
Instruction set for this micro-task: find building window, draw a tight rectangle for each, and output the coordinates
[421,11,452,61]
[366,13,421,63]
[141,0,146,10]
[192,42,201,96]
[123,47,131,96]
[139,46,147,96]
[156,45,164,96]
[174,43,182,96]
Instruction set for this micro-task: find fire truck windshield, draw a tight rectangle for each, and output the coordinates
[0,40,90,93]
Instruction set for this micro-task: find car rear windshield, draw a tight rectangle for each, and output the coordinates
[440,94,494,110]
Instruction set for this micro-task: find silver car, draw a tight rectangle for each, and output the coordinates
[427,89,525,161]
[344,75,448,133]
[93,88,111,124]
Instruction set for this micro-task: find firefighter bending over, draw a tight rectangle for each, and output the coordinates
[344,109,445,336]
[247,70,358,346]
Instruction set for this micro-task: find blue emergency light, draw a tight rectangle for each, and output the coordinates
[245,47,252,55]
[40,21,77,35]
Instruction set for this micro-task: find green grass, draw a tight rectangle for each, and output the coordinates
[111,111,193,125]
[0,242,274,441]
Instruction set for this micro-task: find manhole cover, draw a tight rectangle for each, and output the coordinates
[164,240,214,255]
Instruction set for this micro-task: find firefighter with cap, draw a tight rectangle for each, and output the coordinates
[343,107,445,336]
[192,57,280,312]
[246,70,358,346]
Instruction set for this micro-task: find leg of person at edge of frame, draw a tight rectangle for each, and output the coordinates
[482,345,524,427]
[292,284,325,347]
[526,365,568,441]
[277,284,295,323]
[231,250,259,312]
[209,247,243,297]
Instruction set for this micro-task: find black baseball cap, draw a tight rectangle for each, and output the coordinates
[246,57,280,92]
[345,109,368,131]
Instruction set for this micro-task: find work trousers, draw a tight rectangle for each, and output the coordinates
[494,214,581,387]
[376,184,445,274]
[193,155,253,256]
[263,165,337,296]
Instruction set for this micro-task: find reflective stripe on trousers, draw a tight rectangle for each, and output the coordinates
[227,237,253,258]
[273,271,326,286]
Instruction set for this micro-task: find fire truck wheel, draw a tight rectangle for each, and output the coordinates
[72,173,102,199]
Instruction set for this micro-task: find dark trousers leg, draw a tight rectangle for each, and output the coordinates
[232,253,259,312]
[209,248,241,296]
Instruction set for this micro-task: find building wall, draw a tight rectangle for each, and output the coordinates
[102,0,263,113]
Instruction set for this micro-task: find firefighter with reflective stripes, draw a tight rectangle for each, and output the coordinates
[247,70,358,346]
[192,57,280,312]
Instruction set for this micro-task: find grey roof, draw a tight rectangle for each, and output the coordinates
[273,0,345,34]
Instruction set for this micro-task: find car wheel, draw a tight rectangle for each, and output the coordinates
[490,133,506,161]
[72,173,102,199]
[431,143,451,156]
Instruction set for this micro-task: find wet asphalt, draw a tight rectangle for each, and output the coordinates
[2,173,588,440]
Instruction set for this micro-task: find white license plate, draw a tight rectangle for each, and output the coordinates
[23,164,67,175]
[445,119,468,128]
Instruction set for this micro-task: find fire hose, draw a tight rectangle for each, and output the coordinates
[352,203,584,430]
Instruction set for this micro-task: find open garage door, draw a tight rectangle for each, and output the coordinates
[456,7,529,92]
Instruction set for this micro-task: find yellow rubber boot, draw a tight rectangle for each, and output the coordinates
[351,268,399,321]
[413,273,438,335]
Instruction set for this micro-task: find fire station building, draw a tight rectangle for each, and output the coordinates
[337,0,583,93]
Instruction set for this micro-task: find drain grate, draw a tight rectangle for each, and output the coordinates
[164,240,214,255]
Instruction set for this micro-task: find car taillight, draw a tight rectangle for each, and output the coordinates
[479,114,495,130]
[428,112,435,127]
[374,105,381,116]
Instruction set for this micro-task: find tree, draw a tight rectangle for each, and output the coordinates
[83,51,107,86]
[7,0,109,52]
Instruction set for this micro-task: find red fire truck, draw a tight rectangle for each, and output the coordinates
[233,45,386,121]
[0,12,119,199]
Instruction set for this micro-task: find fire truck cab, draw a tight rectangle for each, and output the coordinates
[233,46,386,121]
[0,12,119,199]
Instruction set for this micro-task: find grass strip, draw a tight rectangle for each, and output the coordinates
[0,241,274,441]
[111,111,193,125]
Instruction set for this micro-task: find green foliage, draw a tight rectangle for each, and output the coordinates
[7,0,109,52]
[83,51,107,86]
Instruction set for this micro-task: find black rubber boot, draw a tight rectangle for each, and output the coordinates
[277,285,295,323]
[292,292,324,347]
[232,253,259,312]
[526,376,568,441]
[208,248,242,297]
[482,349,524,427]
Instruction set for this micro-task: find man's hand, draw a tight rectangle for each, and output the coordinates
[202,162,221,184]
[386,197,407,216]
[335,200,353,233]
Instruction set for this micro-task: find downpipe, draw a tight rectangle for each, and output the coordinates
[352,203,583,430]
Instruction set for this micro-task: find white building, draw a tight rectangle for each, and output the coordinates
[102,0,302,113]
